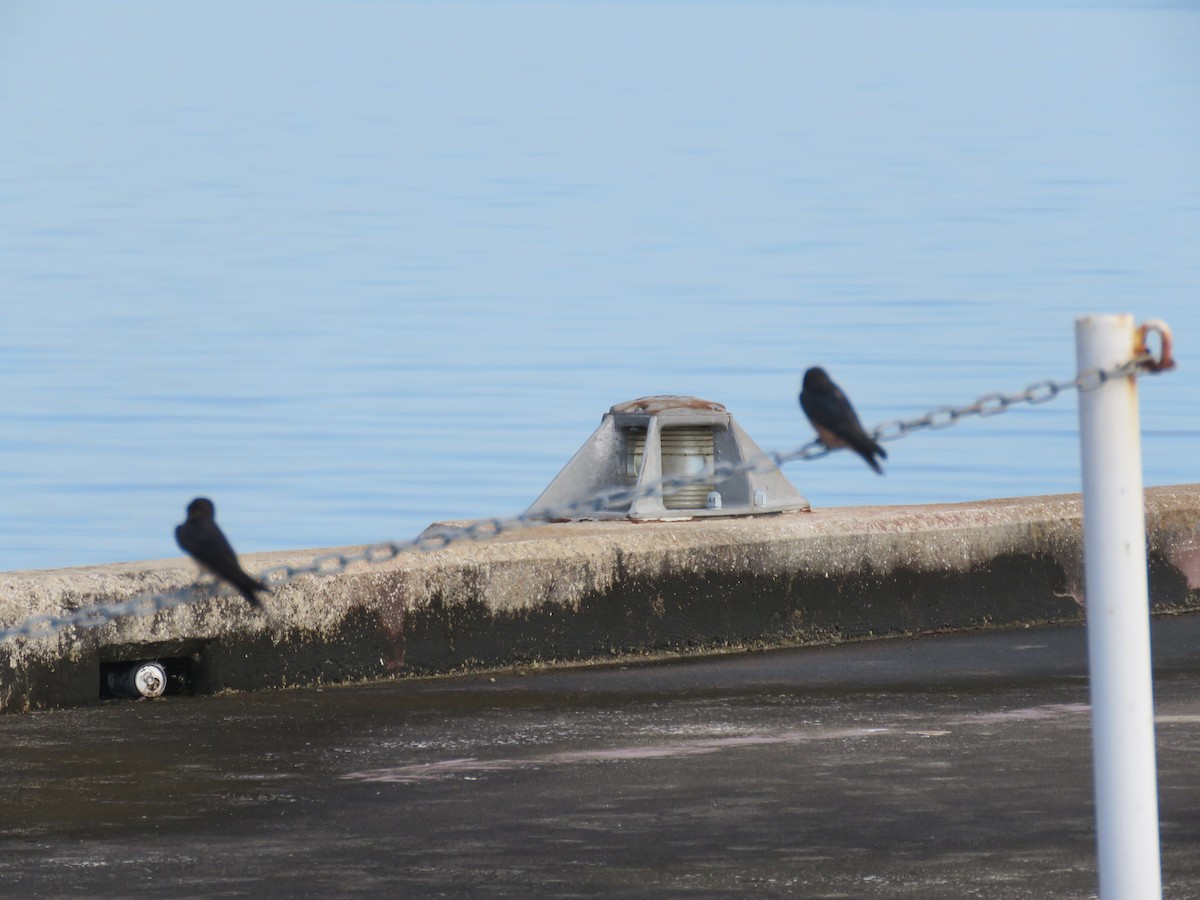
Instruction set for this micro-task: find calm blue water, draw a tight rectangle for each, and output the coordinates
[1,1,1198,572]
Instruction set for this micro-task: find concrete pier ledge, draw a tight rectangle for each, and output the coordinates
[2,484,1199,713]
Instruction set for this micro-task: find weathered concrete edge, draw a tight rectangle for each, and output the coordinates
[2,484,1199,712]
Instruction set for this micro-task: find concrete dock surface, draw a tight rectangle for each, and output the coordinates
[3,484,1199,712]
[3,613,1200,898]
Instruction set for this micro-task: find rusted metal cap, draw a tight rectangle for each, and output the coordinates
[610,396,727,416]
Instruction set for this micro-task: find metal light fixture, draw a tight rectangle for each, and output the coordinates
[528,395,810,521]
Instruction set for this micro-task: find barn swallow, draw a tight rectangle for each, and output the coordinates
[175,497,268,608]
[799,367,887,475]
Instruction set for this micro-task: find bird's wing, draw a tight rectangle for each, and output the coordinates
[802,384,855,429]
[178,521,239,571]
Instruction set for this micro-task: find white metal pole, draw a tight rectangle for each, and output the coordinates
[1075,314,1162,899]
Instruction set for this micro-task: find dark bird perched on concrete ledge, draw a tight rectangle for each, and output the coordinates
[799,367,887,475]
[175,497,268,608]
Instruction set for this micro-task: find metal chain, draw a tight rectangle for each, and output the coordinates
[0,353,1169,645]
[868,353,1154,447]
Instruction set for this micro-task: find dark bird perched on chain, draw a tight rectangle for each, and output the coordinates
[175,497,268,608]
[799,367,887,475]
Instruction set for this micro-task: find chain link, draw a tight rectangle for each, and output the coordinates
[0,353,1168,645]
[867,355,1151,446]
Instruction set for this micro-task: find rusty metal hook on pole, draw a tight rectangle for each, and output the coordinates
[1135,318,1175,373]
[1075,314,1167,900]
